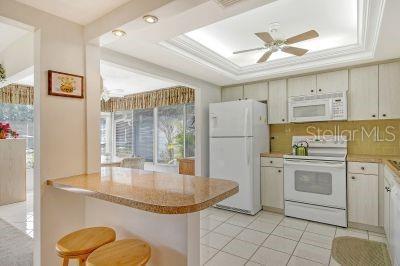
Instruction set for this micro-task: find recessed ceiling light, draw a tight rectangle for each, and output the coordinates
[143,15,158,24]
[112,29,126,37]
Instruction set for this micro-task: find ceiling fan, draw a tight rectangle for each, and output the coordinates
[233,26,319,63]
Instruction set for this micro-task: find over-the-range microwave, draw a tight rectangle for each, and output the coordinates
[288,92,347,123]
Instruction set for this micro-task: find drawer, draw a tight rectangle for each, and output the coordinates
[348,162,379,175]
[261,157,283,167]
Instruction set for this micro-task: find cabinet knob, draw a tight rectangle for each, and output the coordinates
[270,161,273,164]
[311,89,314,93]
[318,89,322,92]
[351,176,356,180]
[282,118,285,122]
[385,186,391,192]
[372,114,376,118]
[278,169,282,173]
[383,114,387,117]
[361,167,365,170]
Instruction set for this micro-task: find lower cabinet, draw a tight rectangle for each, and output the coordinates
[347,173,379,226]
[384,167,400,265]
[261,166,284,209]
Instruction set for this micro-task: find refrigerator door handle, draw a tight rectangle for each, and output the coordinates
[244,108,250,165]
[244,108,248,137]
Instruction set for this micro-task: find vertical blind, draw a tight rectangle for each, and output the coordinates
[104,103,195,165]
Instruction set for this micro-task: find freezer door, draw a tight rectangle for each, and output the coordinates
[210,137,253,212]
[209,100,253,137]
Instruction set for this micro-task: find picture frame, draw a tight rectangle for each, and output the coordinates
[48,70,84,98]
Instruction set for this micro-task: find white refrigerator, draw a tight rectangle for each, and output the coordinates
[209,100,269,215]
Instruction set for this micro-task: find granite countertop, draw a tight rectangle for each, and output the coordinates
[47,167,238,214]
[260,152,288,158]
[346,154,400,163]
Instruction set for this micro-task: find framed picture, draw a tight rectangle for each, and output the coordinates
[48,70,84,98]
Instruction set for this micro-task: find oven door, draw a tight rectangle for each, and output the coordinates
[284,159,346,209]
[288,99,332,123]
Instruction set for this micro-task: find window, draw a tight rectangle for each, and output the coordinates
[132,109,153,162]
[185,103,195,158]
[102,103,195,165]
[0,103,34,168]
[100,112,112,162]
[157,105,184,164]
[114,111,133,158]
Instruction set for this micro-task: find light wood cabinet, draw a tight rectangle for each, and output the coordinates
[268,79,288,124]
[288,75,316,97]
[243,82,268,101]
[347,173,379,226]
[261,166,284,209]
[379,62,400,119]
[349,66,379,120]
[179,158,195,175]
[316,70,348,94]
[221,85,243,102]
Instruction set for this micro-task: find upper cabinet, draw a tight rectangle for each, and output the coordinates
[349,66,379,121]
[243,82,268,102]
[316,69,348,93]
[288,75,316,97]
[379,62,400,119]
[221,60,400,122]
[221,85,243,102]
[268,79,287,124]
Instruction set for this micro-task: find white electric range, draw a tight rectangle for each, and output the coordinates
[283,136,348,227]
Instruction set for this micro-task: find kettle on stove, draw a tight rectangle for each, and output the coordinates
[293,141,309,156]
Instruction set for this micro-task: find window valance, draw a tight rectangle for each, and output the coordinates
[0,84,34,105]
[101,86,195,112]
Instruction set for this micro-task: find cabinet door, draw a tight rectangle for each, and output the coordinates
[243,82,268,101]
[379,62,400,119]
[384,178,390,238]
[316,70,349,94]
[288,75,316,97]
[221,85,243,102]
[261,167,284,209]
[389,185,399,263]
[348,174,378,226]
[268,79,288,124]
[349,66,379,120]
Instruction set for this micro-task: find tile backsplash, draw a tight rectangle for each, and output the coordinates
[270,119,400,156]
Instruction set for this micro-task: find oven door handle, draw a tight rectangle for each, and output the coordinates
[284,160,345,168]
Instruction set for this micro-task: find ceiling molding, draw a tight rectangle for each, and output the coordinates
[160,0,384,81]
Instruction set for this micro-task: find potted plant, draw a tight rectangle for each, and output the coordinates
[0,123,19,139]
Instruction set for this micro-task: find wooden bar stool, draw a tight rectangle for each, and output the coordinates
[86,239,151,266]
[56,227,116,266]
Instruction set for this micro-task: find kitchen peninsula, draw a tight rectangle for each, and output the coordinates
[47,167,238,266]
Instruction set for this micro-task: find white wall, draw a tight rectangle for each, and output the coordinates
[0,1,89,265]
[0,32,34,86]
[100,48,221,176]
[0,1,220,265]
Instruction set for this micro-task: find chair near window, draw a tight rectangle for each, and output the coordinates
[120,157,145,170]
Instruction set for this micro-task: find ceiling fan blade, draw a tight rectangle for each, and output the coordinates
[255,32,274,43]
[257,50,273,63]
[281,46,309,56]
[233,47,266,54]
[286,30,319,45]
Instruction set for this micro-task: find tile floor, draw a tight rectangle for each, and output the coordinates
[0,191,34,238]
[200,207,387,266]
